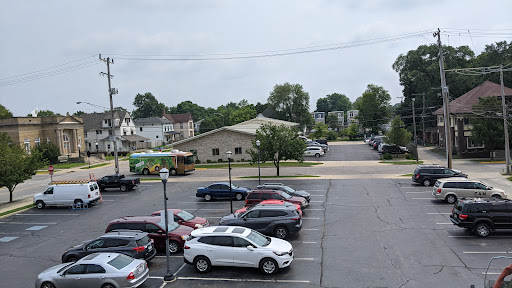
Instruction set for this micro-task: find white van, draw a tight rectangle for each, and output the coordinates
[33,181,101,209]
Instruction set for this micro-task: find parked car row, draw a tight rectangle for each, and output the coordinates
[299,136,328,157]
[365,135,408,154]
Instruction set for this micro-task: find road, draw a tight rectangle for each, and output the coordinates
[1,142,511,287]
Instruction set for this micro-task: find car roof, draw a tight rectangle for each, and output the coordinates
[437,177,473,183]
[210,182,230,186]
[250,204,296,211]
[102,230,148,239]
[79,252,125,263]
[191,226,251,237]
[417,164,444,168]
[110,216,161,224]
[250,189,281,193]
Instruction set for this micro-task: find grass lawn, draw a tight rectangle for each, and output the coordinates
[472,159,506,164]
[379,161,424,165]
[46,162,87,169]
[507,176,512,182]
[36,170,60,174]
[401,174,414,176]
[0,204,34,217]
[195,162,323,169]
[80,163,110,169]
[239,175,320,179]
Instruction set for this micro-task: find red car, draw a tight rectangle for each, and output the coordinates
[105,216,193,253]
[245,189,309,209]
[151,209,209,229]
[235,199,302,216]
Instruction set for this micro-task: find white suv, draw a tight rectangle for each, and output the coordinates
[183,226,294,275]
[304,146,324,157]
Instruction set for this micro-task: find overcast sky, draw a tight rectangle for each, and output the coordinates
[1,0,511,117]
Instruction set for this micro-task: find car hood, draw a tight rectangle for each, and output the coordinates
[186,217,208,227]
[219,214,238,224]
[39,263,73,277]
[293,190,310,197]
[171,225,194,236]
[265,237,293,252]
[287,196,307,204]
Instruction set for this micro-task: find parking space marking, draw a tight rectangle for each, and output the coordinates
[310,201,324,203]
[102,200,115,202]
[310,195,325,197]
[154,255,184,258]
[307,208,323,211]
[294,258,315,261]
[16,213,80,216]
[463,251,508,254]
[302,217,321,220]
[306,190,325,192]
[26,226,47,231]
[99,195,125,197]
[0,236,18,242]
[302,228,319,231]
[406,192,430,194]
[0,222,56,225]
[411,198,433,200]
[436,223,453,225]
[177,277,310,283]
[427,213,451,215]
[302,241,317,244]
[174,263,187,276]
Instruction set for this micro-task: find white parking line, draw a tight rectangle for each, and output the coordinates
[463,251,508,254]
[0,236,18,242]
[406,192,429,194]
[177,277,310,283]
[302,241,317,244]
[307,208,323,211]
[102,200,115,202]
[302,228,319,231]
[26,226,47,231]
[302,217,321,220]
[411,198,433,200]
[436,223,453,225]
[173,263,187,276]
[295,258,315,261]
[427,213,451,215]
[154,255,184,258]
[0,222,56,225]
[99,195,125,197]
[16,213,80,216]
[307,190,325,192]
[482,272,502,275]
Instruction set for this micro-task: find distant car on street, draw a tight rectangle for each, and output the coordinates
[304,146,324,158]
[36,253,149,288]
[97,174,140,192]
[196,182,251,201]
[151,209,210,229]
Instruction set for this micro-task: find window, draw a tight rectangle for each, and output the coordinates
[65,264,87,275]
[86,264,106,274]
[24,139,30,153]
[88,142,91,148]
[442,182,457,189]
[35,138,40,147]
[123,129,127,135]
[189,122,192,129]
[198,236,214,244]
[211,236,233,247]
[145,224,161,233]
[140,127,143,132]
[107,254,134,270]
[107,144,111,150]
[272,193,284,200]
[245,210,259,218]
[235,147,242,154]
[467,137,484,148]
[86,239,106,250]
[438,116,443,124]
[212,148,219,155]
[261,193,272,200]
[233,237,251,247]
[63,134,70,150]
[47,137,50,143]
[247,193,259,199]
[180,123,183,129]
[156,135,159,138]
[125,118,130,124]
[131,130,134,135]
[463,117,470,125]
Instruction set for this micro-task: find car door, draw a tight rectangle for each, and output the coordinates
[242,210,265,230]
[210,236,234,265]
[80,264,106,288]
[491,203,512,229]
[83,238,108,256]
[219,184,231,198]
[232,236,259,267]
[207,184,221,198]
[42,187,55,205]
[60,263,88,288]
[144,223,166,250]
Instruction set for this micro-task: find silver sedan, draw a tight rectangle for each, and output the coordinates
[35,252,149,288]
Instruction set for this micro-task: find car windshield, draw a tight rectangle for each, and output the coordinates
[247,230,270,247]
[157,218,180,231]
[231,184,239,189]
[281,186,295,193]
[57,263,74,274]
[177,210,195,221]
[108,253,134,270]
[280,191,292,199]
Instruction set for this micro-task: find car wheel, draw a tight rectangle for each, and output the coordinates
[168,241,179,253]
[74,199,84,205]
[492,195,502,200]
[41,282,56,288]
[143,168,150,175]
[170,169,177,176]
[475,223,491,238]
[65,256,79,263]
[101,284,116,288]
[274,227,288,239]
[204,194,212,201]
[194,256,212,273]
[120,184,128,192]
[422,179,431,186]
[36,201,45,209]
[259,258,278,275]
[445,194,457,204]
[235,193,243,201]
[315,153,320,158]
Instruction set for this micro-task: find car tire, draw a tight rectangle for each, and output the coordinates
[235,193,244,201]
[475,223,491,238]
[41,282,56,288]
[204,194,212,201]
[143,168,150,175]
[445,194,457,204]
[65,256,79,263]
[259,258,279,275]
[36,201,45,209]
[422,179,431,186]
[194,256,212,273]
[170,169,177,176]
[168,241,179,253]
[315,153,320,158]
[120,184,128,192]
[492,195,502,200]
[274,227,288,239]
[74,199,84,206]
[101,284,116,288]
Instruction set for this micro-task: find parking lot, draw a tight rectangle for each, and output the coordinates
[1,143,511,287]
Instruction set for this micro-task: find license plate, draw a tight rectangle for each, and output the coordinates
[147,245,153,251]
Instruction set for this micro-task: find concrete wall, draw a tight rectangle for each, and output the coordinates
[172,130,254,163]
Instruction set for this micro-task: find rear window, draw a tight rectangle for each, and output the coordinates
[247,193,260,200]
[454,201,464,212]
[467,203,492,213]
[442,182,457,189]
[107,254,134,270]
[136,236,151,246]
[434,181,440,188]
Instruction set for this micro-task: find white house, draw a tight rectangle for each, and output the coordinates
[311,112,325,124]
[330,111,345,128]
[347,110,359,126]
[134,117,177,147]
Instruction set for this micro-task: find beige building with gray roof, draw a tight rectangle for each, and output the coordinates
[171,114,298,163]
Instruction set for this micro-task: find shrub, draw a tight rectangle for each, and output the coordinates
[405,153,414,160]
[207,159,212,163]
[218,158,224,163]
[383,153,392,160]
[195,159,201,164]
[240,158,245,162]
[326,131,337,141]
[33,142,60,164]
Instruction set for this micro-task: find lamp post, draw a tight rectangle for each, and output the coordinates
[78,144,81,158]
[256,140,261,185]
[159,168,175,282]
[95,142,98,154]
[226,151,233,213]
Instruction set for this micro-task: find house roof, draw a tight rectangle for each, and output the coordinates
[133,117,171,125]
[433,81,512,115]
[170,114,298,146]
[162,113,193,123]
[82,111,132,131]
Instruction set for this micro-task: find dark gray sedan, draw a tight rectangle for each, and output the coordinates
[35,253,149,288]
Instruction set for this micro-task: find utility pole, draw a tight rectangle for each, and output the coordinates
[434,29,452,169]
[412,98,418,161]
[99,54,120,175]
[500,65,511,174]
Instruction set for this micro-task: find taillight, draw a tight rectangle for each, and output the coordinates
[245,200,248,205]
[290,218,300,220]
[127,272,135,280]
[88,194,91,198]
[184,245,190,249]
[416,174,420,179]
[132,246,145,252]
[459,214,468,220]
[437,189,442,194]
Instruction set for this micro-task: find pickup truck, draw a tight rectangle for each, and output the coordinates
[97,174,140,192]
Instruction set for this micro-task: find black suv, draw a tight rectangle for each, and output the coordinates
[315,139,328,145]
[412,164,467,186]
[61,230,156,263]
[256,183,311,202]
[450,199,512,237]
[219,204,302,239]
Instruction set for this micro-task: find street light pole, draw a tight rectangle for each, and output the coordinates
[159,168,175,282]
[256,140,261,185]
[78,144,81,158]
[227,151,233,213]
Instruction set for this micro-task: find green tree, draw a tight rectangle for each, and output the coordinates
[28,110,60,117]
[471,97,504,160]
[346,123,359,140]
[0,133,42,202]
[132,92,166,119]
[354,84,391,134]
[231,103,257,124]
[326,113,339,130]
[246,123,306,176]
[33,142,60,164]
[199,118,216,133]
[267,83,313,126]
[311,122,328,139]
[0,104,13,119]
[172,101,208,121]
[316,93,352,114]
[73,110,85,116]
[384,118,412,146]
[113,107,127,112]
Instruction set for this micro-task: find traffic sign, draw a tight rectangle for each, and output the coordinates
[48,166,54,172]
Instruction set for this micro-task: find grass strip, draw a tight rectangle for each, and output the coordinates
[196,162,322,169]
[0,204,34,217]
[48,162,87,169]
[239,175,320,179]
[379,161,424,165]
[507,176,512,182]
[36,170,60,174]
[401,174,414,176]
[80,163,110,169]
[140,178,162,181]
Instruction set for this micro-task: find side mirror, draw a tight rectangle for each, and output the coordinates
[157,230,164,234]
[178,220,183,224]
[243,217,247,221]
[247,245,254,251]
